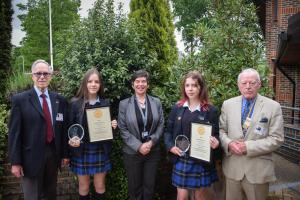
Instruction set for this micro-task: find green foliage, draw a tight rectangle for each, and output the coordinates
[10,47,25,73]
[17,0,80,69]
[0,104,8,199]
[171,0,210,53]
[57,1,178,198]
[106,137,128,199]
[129,0,178,85]
[152,57,194,114]
[57,1,150,197]
[58,0,160,112]
[0,0,13,102]
[174,0,270,109]
[6,72,32,99]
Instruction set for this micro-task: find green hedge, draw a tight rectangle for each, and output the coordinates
[0,104,8,200]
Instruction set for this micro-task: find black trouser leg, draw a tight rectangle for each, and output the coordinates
[123,153,143,200]
[79,194,90,200]
[143,150,160,200]
[94,192,105,200]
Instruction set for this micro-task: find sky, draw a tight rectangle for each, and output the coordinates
[11,0,184,51]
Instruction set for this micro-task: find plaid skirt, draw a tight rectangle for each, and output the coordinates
[70,143,111,175]
[172,157,218,189]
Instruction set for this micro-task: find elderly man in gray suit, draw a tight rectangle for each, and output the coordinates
[219,68,284,200]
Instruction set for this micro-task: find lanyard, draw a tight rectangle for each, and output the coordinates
[137,99,148,131]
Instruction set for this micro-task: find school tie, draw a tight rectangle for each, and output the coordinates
[242,100,251,125]
[41,94,54,143]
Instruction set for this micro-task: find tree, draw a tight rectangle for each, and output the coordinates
[58,0,156,103]
[129,0,178,85]
[17,0,80,70]
[0,0,13,102]
[170,0,270,109]
[57,1,161,198]
[171,0,209,53]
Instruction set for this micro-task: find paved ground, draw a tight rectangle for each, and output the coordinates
[268,153,300,200]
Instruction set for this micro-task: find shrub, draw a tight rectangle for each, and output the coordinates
[0,104,8,199]
[6,72,32,100]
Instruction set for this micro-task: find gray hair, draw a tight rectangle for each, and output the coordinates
[31,59,52,73]
[237,68,261,82]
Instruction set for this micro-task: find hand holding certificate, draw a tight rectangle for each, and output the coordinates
[190,122,212,163]
[86,106,113,142]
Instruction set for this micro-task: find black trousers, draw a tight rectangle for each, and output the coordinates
[123,149,160,200]
[22,143,58,200]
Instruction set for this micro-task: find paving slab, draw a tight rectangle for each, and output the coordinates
[269,153,300,199]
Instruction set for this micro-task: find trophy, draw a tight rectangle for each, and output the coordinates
[175,134,190,156]
[68,124,84,147]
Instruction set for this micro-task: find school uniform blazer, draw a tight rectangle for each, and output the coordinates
[164,103,221,163]
[69,98,112,155]
[219,94,284,184]
[8,88,69,178]
[118,95,164,154]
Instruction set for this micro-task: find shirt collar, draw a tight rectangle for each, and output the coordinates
[34,85,49,98]
[183,101,201,112]
[242,96,256,105]
[89,96,100,105]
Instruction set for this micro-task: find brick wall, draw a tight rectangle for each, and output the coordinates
[0,163,78,200]
[265,0,300,122]
[277,125,300,164]
[265,0,300,121]
[265,0,300,163]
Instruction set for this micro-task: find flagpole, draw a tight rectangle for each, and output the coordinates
[49,0,53,71]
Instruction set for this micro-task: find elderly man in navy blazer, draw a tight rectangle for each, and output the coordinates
[8,59,69,200]
[219,68,284,200]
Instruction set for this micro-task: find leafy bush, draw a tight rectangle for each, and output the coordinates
[0,104,8,199]
[168,0,272,110]
[198,0,271,108]
[106,137,128,199]
[56,1,158,198]
[6,71,32,100]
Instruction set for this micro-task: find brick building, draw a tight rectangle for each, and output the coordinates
[254,0,300,163]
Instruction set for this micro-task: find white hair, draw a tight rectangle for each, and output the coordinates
[31,59,52,73]
[237,68,261,82]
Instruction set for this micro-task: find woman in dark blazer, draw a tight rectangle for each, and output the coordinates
[118,70,164,200]
[164,71,221,200]
[69,68,117,200]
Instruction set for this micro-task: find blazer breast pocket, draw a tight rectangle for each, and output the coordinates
[254,123,269,137]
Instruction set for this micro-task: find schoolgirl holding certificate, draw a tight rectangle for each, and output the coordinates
[69,68,117,200]
[164,71,221,200]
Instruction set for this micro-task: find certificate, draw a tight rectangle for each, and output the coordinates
[86,106,113,142]
[190,122,212,163]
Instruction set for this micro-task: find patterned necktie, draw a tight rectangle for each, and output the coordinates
[242,100,251,125]
[41,94,54,143]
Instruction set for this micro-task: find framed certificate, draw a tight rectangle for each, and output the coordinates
[86,106,113,142]
[190,122,212,163]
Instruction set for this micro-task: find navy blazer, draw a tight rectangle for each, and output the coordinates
[69,98,112,156]
[8,88,69,178]
[164,103,222,163]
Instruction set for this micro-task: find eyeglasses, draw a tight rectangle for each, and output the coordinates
[33,72,52,78]
[239,81,258,87]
